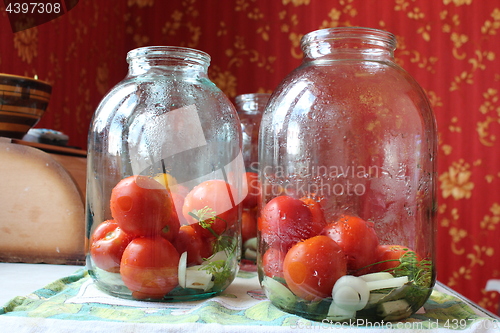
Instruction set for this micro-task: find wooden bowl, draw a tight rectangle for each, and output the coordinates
[0,74,52,139]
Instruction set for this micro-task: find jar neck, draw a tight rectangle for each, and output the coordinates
[235,93,271,114]
[126,46,210,76]
[301,27,396,62]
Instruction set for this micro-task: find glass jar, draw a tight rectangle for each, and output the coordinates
[86,46,245,302]
[235,93,270,172]
[235,93,270,261]
[258,27,437,322]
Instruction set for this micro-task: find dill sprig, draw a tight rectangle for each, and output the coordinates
[199,260,233,287]
[357,249,433,288]
[392,251,433,288]
[188,206,236,256]
[188,206,238,289]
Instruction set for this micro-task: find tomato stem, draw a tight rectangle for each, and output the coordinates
[206,225,219,238]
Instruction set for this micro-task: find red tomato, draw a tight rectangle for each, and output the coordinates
[321,215,379,274]
[120,237,180,299]
[171,184,190,198]
[241,208,257,243]
[300,196,327,228]
[110,175,180,239]
[90,220,134,273]
[173,225,213,266]
[259,195,323,252]
[262,247,286,279]
[170,191,187,226]
[242,172,260,209]
[182,179,239,237]
[283,235,347,301]
[160,208,181,243]
[373,245,418,273]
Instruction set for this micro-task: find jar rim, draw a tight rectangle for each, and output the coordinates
[301,27,397,51]
[126,46,211,64]
[235,93,272,103]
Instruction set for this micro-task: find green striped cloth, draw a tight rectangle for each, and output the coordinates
[1,269,498,332]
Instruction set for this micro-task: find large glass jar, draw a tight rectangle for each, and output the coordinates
[86,46,245,302]
[258,27,437,322]
[235,93,270,261]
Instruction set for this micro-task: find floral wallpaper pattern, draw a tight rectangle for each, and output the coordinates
[1,0,499,314]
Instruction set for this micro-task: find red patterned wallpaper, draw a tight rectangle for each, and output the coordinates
[1,0,499,314]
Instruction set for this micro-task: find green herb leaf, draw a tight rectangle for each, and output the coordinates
[200,260,232,287]
[392,251,433,288]
[188,206,221,238]
[189,205,238,289]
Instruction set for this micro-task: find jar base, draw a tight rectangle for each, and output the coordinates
[89,268,221,303]
[261,274,433,323]
[274,301,416,324]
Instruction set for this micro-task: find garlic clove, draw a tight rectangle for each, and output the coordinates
[204,250,228,264]
[331,275,369,311]
[178,251,188,288]
[327,302,356,321]
[359,272,394,282]
[185,267,214,291]
[366,276,408,291]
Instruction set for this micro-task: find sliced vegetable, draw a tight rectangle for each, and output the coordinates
[331,276,369,311]
[244,237,257,251]
[331,274,409,313]
[178,251,215,291]
[244,248,257,260]
[262,276,297,309]
[199,250,236,288]
[359,272,394,282]
[243,237,258,260]
[366,276,408,290]
[327,303,356,321]
[204,250,228,264]
[366,293,387,308]
[184,266,214,291]
[178,251,188,288]
[378,299,412,319]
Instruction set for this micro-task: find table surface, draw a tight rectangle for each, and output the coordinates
[0,263,82,305]
[1,262,499,332]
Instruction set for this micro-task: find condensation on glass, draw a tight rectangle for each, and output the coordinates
[234,93,270,262]
[86,46,245,302]
[257,27,437,322]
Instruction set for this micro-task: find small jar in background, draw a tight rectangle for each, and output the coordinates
[235,93,270,262]
[86,46,245,302]
[235,93,270,173]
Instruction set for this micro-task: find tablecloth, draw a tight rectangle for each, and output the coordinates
[1,267,499,333]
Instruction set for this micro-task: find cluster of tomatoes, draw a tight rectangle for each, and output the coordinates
[240,172,260,244]
[259,195,414,302]
[89,175,239,299]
